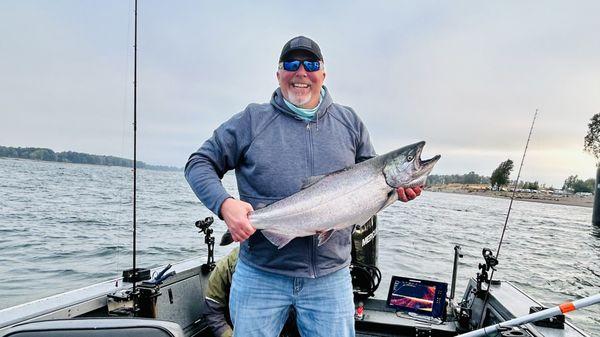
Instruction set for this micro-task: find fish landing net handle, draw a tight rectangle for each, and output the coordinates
[458,293,600,337]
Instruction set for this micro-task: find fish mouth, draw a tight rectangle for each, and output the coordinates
[382,141,442,188]
[415,143,441,173]
[408,142,441,187]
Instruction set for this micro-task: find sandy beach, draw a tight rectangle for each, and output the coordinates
[427,184,594,208]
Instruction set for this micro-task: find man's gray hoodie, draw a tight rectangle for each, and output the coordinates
[185,87,375,278]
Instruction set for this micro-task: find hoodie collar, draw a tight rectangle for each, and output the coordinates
[271,85,333,121]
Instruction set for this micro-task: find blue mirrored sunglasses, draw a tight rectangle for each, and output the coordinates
[280,60,321,72]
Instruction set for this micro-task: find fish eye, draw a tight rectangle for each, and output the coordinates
[407,155,414,161]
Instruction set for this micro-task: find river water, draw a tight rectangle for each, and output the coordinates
[0,158,598,334]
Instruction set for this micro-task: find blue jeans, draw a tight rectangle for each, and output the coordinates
[229,259,355,337]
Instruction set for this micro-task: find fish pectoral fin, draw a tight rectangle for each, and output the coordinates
[378,190,398,212]
[261,230,295,249]
[317,229,336,246]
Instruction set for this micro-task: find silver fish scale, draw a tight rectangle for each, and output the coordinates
[249,160,394,237]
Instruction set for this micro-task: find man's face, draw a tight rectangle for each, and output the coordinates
[277,50,326,109]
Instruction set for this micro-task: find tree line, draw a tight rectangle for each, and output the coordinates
[562,175,595,193]
[427,171,490,185]
[0,146,179,171]
[427,158,594,194]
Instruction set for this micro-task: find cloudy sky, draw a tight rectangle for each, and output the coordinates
[1,1,599,187]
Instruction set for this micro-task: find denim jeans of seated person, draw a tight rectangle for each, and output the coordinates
[229,258,355,337]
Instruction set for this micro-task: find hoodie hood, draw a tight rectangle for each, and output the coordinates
[270,86,334,121]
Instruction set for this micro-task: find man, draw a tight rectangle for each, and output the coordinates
[185,36,421,337]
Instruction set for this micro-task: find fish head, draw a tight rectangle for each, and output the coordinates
[382,141,441,188]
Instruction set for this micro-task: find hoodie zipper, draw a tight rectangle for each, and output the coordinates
[306,121,318,278]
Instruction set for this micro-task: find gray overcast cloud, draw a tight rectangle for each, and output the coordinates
[1,1,599,187]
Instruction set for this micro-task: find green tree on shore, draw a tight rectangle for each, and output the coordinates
[522,181,539,190]
[426,172,490,185]
[490,159,513,190]
[584,113,600,225]
[583,113,600,195]
[584,113,600,167]
[563,175,595,193]
[563,175,579,191]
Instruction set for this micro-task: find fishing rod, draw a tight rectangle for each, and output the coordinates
[460,293,600,337]
[476,108,538,327]
[111,0,175,319]
[132,0,138,304]
[495,109,539,258]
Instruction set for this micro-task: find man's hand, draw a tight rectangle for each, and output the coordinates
[397,186,422,202]
[220,198,255,242]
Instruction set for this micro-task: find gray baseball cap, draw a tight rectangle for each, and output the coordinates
[279,36,323,62]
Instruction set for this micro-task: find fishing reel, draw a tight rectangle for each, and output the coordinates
[195,217,216,274]
[482,248,498,270]
[110,264,176,318]
[476,248,500,295]
[196,216,214,233]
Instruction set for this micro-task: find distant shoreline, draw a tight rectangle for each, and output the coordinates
[0,146,180,172]
[428,184,593,208]
[0,156,182,172]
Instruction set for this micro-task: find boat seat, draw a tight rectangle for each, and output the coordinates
[1,318,184,337]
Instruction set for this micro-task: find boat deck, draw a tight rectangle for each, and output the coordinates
[0,258,592,337]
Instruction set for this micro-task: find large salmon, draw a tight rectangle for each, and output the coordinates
[224,141,440,249]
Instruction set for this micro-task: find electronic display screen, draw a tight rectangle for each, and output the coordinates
[386,276,447,318]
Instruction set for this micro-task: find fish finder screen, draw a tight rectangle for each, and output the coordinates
[386,276,447,318]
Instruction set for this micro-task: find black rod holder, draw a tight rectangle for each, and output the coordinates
[195,217,216,274]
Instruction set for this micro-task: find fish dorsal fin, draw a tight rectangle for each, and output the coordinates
[317,229,336,246]
[300,175,326,190]
[300,166,353,190]
[262,230,295,249]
